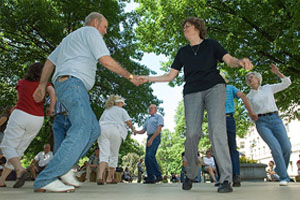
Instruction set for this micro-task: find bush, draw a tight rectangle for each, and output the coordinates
[240,156,258,164]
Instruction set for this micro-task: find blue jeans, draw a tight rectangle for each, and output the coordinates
[145,134,161,181]
[255,113,291,182]
[52,114,71,154]
[226,116,240,175]
[194,166,202,182]
[34,77,100,190]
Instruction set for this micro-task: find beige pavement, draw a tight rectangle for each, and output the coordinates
[0,181,299,200]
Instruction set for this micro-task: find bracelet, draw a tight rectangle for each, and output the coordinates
[128,74,133,81]
[147,76,150,82]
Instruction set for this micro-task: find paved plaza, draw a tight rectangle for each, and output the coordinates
[0,181,299,200]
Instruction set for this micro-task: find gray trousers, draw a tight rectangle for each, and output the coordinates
[184,84,232,183]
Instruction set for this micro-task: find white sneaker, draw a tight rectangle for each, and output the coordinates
[35,179,75,193]
[61,170,82,188]
[279,181,288,186]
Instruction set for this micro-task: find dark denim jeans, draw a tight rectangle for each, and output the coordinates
[34,77,100,190]
[52,114,71,154]
[145,134,161,181]
[226,116,240,175]
[255,114,291,182]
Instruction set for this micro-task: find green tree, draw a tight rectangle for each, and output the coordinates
[157,129,184,174]
[119,134,145,166]
[121,152,140,175]
[0,0,160,163]
[136,0,300,120]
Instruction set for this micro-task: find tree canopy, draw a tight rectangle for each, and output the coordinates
[136,0,300,120]
[0,0,156,163]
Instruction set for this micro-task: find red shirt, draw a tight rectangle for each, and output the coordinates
[297,160,300,171]
[14,79,50,116]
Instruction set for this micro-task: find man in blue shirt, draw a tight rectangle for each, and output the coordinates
[221,73,257,187]
[135,105,164,184]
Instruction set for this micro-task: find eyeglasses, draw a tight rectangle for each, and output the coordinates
[183,24,192,30]
[246,74,256,81]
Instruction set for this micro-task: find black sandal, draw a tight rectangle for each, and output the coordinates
[13,170,30,188]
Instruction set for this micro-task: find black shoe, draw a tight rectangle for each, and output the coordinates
[217,181,233,193]
[13,170,30,188]
[182,176,193,190]
[143,179,155,184]
[155,176,163,183]
[214,182,220,187]
[233,175,241,187]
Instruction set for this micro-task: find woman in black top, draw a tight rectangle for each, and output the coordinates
[140,17,253,193]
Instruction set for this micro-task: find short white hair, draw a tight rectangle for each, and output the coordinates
[85,12,104,26]
[245,71,262,86]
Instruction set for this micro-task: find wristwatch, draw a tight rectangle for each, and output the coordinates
[128,74,134,81]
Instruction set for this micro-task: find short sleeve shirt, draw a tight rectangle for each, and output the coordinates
[34,151,53,167]
[99,106,131,140]
[143,113,164,135]
[171,39,227,95]
[203,156,215,167]
[225,85,240,114]
[15,79,51,116]
[50,26,110,91]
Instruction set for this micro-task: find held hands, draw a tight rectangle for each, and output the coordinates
[138,76,150,84]
[129,75,147,86]
[239,58,253,70]
[46,107,54,117]
[129,75,150,86]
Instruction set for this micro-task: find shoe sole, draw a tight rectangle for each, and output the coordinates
[96,179,105,185]
[218,189,233,193]
[61,180,81,188]
[34,188,75,193]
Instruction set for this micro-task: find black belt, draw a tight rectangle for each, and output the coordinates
[258,111,278,117]
[55,112,68,116]
[226,113,233,117]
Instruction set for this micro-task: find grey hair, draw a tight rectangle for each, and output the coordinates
[85,12,104,26]
[245,71,263,86]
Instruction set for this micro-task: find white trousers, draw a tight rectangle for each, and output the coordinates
[0,109,44,169]
[98,124,122,168]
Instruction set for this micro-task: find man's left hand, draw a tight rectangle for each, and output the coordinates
[147,139,153,147]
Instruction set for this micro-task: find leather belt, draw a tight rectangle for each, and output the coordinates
[258,111,278,117]
[226,113,233,117]
[57,75,74,82]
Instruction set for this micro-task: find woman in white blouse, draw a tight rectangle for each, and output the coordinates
[96,95,135,185]
[246,63,292,186]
